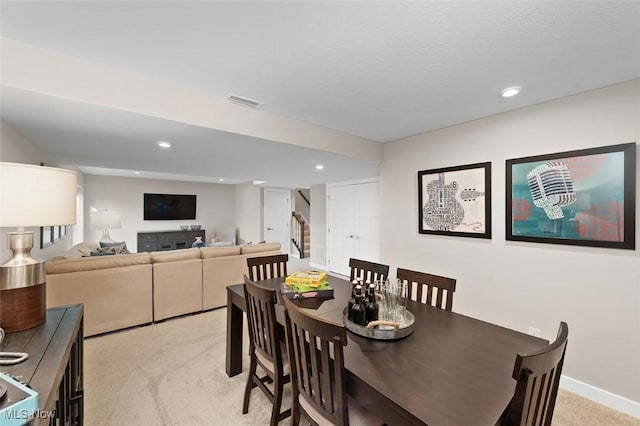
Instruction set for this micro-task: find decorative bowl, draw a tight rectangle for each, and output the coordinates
[180,225,189,231]
[190,225,201,230]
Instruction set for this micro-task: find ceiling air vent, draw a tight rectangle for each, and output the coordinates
[225,94,264,110]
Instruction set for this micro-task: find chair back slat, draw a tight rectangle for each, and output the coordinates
[349,258,389,283]
[283,296,349,426]
[501,322,568,426]
[247,254,289,281]
[397,268,456,312]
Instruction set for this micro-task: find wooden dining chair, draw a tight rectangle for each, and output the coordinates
[349,258,389,283]
[282,296,381,426]
[242,275,291,426]
[246,253,289,281]
[396,268,456,311]
[499,322,569,426]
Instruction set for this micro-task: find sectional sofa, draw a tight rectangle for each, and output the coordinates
[45,242,282,336]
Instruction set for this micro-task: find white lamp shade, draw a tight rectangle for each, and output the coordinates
[91,210,121,230]
[0,162,77,227]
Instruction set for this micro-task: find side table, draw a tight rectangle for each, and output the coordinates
[1,304,84,425]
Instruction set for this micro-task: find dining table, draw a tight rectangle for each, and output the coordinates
[226,275,548,425]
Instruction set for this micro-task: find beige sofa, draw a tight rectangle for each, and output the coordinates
[46,242,282,336]
[46,253,153,337]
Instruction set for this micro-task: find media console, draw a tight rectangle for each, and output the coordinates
[137,229,206,252]
[1,304,84,425]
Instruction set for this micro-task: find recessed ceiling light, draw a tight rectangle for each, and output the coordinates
[500,86,521,98]
[219,178,224,182]
[315,164,324,170]
[252,180,266,185]
[157,140,172,148]
[134,171,140,175]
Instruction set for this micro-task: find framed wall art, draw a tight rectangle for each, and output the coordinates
[506,143,636,250]
[418,162,491,239]
[40,226,53,249]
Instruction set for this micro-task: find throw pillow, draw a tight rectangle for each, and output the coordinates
[90,247,117,256]
[99,241,129,254]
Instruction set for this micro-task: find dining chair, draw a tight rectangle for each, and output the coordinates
[349,258,389,283]
[246,253,289,281]
[242,275,291,426]
[282,296,381,426]
[396,268,457,311]
[499,321,569,426]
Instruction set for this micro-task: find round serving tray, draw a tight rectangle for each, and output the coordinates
[342,307,415,340]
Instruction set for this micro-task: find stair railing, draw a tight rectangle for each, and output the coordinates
[291,212,306,259]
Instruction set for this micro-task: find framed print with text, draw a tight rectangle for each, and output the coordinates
[418,162,491,239]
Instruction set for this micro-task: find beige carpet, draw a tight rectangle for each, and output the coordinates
[85,308,638,426]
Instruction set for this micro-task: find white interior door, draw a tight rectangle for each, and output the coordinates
[328,181,379,276]
[328,185,355,276]
[354,182,380,263]
[264,188,290,253]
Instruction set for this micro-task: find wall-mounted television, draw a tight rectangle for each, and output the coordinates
[144,193,197,220]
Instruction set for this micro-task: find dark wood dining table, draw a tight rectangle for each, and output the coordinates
[226,276,547,425]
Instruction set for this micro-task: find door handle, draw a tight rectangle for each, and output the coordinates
[267,227,274,231]
[346,235,353,239]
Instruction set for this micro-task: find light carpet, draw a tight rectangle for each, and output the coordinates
[85,308,638,425]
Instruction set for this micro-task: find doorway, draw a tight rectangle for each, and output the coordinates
[327,180,380,276]
[263,188,291,254]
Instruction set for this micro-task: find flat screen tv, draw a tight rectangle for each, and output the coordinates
[144,193,197,220]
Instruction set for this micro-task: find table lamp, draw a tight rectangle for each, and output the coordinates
[91,209,121,243]
[0,162,77,334]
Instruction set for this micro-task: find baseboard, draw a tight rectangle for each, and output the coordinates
[560,375,640,419]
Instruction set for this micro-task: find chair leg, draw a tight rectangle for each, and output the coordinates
[270,374,288,426]
[291,393,300,426]
[242,354,257,414]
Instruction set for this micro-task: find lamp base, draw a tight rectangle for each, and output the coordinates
[101,229,116,244]
[0,232,47,333]
[0,284,46,333]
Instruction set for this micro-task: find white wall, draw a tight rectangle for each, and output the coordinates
[234,182,262,244]
[0,119,76,261]
[380,80,640,408]
[83,175,235,251]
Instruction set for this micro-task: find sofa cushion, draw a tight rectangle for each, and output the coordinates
[51,241,101,261]
[200,245,241,259]
[240,242,281,255]
[73,242,100,256]
[46,252,152,274]
[150,248,202,263]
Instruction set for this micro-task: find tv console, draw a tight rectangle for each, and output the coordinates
[137,229,206,252]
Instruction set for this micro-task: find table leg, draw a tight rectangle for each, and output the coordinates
[225,288,244,377]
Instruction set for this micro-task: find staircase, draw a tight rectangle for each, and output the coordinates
[292,212,310,259]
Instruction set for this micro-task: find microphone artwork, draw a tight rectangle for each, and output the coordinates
[526,161,577,220]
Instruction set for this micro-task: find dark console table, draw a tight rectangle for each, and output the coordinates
[1,304,84,425]
[137,229,205,252]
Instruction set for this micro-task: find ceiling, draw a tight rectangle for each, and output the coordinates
[1,1,639,188]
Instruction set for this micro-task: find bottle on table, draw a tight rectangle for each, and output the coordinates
[351,291,367,326]
[348,284,362,321]
[365,283,378,323]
